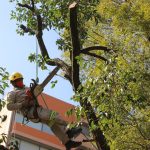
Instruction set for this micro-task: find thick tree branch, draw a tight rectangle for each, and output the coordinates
[36,14,43,36]
[35,12,71,82]
[18,2,72,83]
[82,51,108,62]
[20,24,35,35]
[36,33,72,82]
[69,2,110,150]
[18,1,42,36]
[18,3,34,11]
[81,46,112,53]
[79,88,110,150]
[31,0,34,10]
[69,2,81,91]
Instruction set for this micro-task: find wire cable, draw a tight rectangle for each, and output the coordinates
[35,38,39,83]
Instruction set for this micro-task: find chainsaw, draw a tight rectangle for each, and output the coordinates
[30,66,60,97]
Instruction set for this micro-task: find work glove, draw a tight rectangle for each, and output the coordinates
[25,89,33,99]
[21,90,34,108]
[21,97,34,108]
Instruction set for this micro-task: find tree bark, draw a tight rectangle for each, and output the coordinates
[81,99,110,150]
[69,2,110,150]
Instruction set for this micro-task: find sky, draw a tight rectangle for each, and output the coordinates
[0,1,77,105]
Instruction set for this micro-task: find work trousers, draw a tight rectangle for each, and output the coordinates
[25,106,69,145]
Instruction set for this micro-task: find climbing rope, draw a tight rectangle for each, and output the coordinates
[35,37,39,83]
[21,38,40,125]
[40,93,49,109]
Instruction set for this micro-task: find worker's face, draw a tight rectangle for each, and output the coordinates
[11,78,24,88]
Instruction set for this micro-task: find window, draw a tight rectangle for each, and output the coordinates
[15,139,51,150]
[15,113,23,123]
[15,113,42,130]
[41,124,54,135]
[19,140,39,150]
[40,147,49,150]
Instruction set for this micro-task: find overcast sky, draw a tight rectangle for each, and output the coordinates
[0,1,77,105]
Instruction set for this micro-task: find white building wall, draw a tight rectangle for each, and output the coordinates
[16,138,51,150]
[19,140,39,150]
[0,105,13,146]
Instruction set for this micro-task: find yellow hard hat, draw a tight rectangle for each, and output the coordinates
[9,72,23,81]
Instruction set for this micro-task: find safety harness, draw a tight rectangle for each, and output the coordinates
[22,66,60,123]
[22,66,96,147]
[29,79,40,122]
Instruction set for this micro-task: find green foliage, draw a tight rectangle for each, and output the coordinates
[9,0,150,149]
[50,80,57,88]
[0,68,9,96]
[8,139,19,150]
[0,67,9,145]
[76,55,150,149]
[10,0,101,50]
[75,0,150,149]
[0,133,7,144]
[0,115,7,123]
[28,53,47,70]
[0,67,9,109]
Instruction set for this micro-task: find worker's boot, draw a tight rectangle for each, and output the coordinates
[66,127,82,139]
[65,140,82,150]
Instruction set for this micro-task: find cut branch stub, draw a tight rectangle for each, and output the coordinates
[69,2,81,91]
[20,24,35,35]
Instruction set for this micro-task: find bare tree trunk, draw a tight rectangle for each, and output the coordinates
[69,2,110,150]
[81,99,110,150]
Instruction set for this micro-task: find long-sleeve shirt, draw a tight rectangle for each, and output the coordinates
[6,86,59,125]
[6,86,30,115]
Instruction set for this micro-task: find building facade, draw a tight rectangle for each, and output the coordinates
[0,93,96,150]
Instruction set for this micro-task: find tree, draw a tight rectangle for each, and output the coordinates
[0,67,9,146]
[9,0,113,149]
[8,0,150,149]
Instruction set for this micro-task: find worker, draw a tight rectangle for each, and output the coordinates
[6,72,82,150]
